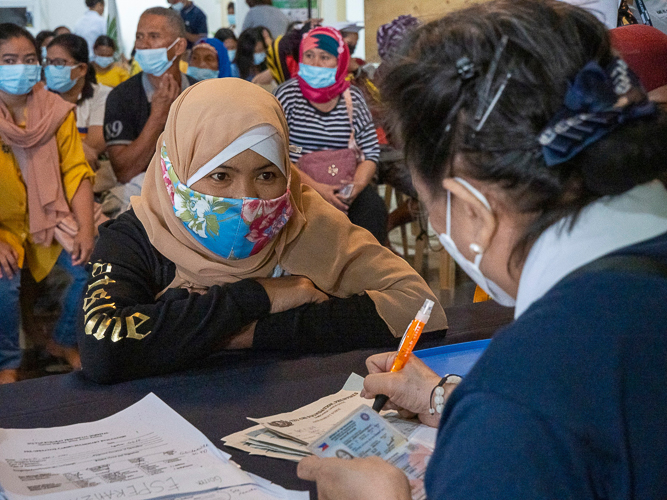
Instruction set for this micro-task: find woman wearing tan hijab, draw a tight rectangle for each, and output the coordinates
[77,78,446,384]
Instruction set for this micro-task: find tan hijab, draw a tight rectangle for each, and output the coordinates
[133,78,447,336]
[0,83,75,246]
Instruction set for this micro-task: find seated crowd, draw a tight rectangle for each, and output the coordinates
[1,0,666,496]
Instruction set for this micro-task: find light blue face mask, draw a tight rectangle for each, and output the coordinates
[227,14,236,25]
[134,38,180,77]
[45,65,79,93]
[254,52,266,65]
[171,1,184,12]
[187,65,218,81]
[94,55,115,68]
[41,46,47,61]
[0,64,42,95]
[298,63,337,89]
[227,49,236,62]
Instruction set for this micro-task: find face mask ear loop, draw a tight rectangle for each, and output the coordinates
[167,38,181,65]
[168,38,181,51]
[473,251,484,269]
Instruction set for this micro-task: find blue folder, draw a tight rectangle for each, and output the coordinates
[415,339,491,377]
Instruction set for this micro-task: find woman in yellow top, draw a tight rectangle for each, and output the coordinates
[0,23,96,384]
[91,35,129,88]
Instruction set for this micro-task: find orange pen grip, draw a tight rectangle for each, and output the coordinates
[390,319,426,372]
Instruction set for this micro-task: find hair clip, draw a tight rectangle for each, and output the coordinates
[456,57,476,81]
[475,72,512,132]
[539,58,656,166]
[474,35,509,122]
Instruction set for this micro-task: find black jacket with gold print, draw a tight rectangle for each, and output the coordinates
[78,210,397,383]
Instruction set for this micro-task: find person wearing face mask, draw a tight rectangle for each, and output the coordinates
[186,38,232,81]
[45,34,110,170]
[264,20,321,85]
[0,24,96,383]
[275,27,387,244]
[103,7,194,217]
[167,0,208,50]
[91,36,129,88]
[227,2,236,29]
[296,1,667,498]
[235,27,273,87]
[35,30,55,63]
[213,28,238,71]
[73,0,107,59]
[77,78,447,384]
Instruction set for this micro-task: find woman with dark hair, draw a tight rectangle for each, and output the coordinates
[92,35,130,88]
[275,27,387,243]
[214,28,237,64]
[235,26,270,83]
[0,23,95,382]
[46,34,110,168]
[297,0,667,498]
[226,2,236,29]
[35,30,55,61]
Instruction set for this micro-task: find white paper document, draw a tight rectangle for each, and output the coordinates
[0,394,306,500]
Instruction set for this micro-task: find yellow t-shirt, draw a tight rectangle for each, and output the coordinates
[95,64,130,88]
[129,59,142,77]
[0,112,95,282]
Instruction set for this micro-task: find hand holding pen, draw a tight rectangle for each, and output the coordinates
[361,351,447,428]
[371,299,434,412]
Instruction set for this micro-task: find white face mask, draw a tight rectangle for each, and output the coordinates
[437,177,516,307]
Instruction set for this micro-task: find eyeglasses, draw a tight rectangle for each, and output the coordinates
[44,58,79,68]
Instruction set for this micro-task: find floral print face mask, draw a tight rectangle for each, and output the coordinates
[161,144,293,260]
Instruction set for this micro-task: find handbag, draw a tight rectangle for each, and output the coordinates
[54,203,108,255]
[297,89,365,186]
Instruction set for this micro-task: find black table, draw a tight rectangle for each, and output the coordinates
[0,301,514,497]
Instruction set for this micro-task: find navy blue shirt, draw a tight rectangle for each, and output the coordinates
[180,2,207,49]
[425,232,667,499]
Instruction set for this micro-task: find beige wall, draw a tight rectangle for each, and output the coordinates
[364,0,482,62]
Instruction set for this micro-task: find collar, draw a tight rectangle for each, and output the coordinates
[515,180,667,318]
[142,72,191,103]
[182,2,195,14]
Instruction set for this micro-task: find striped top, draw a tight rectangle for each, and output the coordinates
[275,78,380,164]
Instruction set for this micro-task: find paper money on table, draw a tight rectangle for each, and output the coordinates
[221,374,437,463]
[222,425,310,463]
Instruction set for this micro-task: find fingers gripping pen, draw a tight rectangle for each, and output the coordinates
[372,299,435,412]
